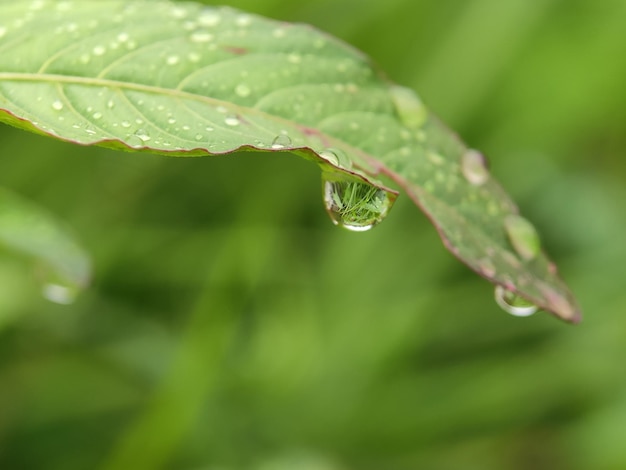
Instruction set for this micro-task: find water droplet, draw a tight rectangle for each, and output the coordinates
[0,26,7,39]
[224,115,240,126]
[287,53,302,64]
[42,282,78,305]
[170,6,188,19]
[390,85,428,129]
[495,285,538,317]
[198,11,221,27]
[273,28,286,38]
[319,148,351,168]
[92,45,106,56]
[166,55,180,65]
[322,174,392,232]
[92,111,102,120]
[461,149,489,185]
[188,52,201,62]
[195,133,203,141]
[271,134,292,149]
[134,129,151,142]
[121,120,131,128]
[235,83,251,98]
[52,100,64,111]
[427,151,445,165]
[236,15,252,27]
[504,214,541,261]
[107,99,115,109]
[117,32,129,42]
[190,31,214,43]
[167,117,177,124]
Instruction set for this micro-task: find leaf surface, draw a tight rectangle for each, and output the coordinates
[0,0,580,322]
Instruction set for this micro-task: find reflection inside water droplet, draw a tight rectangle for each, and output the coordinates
[42,282,78,305]
[271,134,292,149]
[495,285,538,317]
[461,149,489,185]
[322,173,392,232]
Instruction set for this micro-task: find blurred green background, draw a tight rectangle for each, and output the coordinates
[1,0,625,469]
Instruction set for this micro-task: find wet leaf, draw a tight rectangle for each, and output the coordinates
[0,0,580,322]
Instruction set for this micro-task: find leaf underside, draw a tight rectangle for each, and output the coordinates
[0,0,581,322]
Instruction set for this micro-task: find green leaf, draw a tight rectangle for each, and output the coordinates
[0,187,91,303]
[0,0,580,322]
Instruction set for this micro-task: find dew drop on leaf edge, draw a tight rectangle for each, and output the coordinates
[271,134,292,149]
[495,285,538,317]
[322,173,392,232]
[319,148,351,168]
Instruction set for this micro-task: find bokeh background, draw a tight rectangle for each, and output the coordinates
[1,0,625,469]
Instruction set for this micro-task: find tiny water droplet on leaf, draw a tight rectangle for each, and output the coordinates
[319,148,351,168]
[461,149,490,186]
[134,129,151,142]
[504,214,541,261]
[390,85,428,130]
[224,115,240,126]
[322,173,392,232]
[495,285,538,317]
[271,134,292,149]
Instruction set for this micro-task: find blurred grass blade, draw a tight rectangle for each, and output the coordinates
[0,0,580,321]
[0,187,91,303]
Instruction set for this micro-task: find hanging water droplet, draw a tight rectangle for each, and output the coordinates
[271,134,292,149]
[322,174,392,232]
[504,214,541,261]
[42,282,78,305]
[319,148,351,168]
[51,100,64,111]
[461,149,489,186]
[495,285,538,317]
